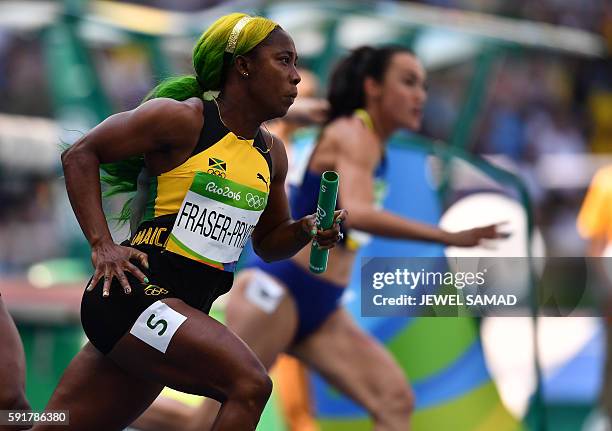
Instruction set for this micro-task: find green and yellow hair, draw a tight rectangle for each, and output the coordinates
[101,13,279,223]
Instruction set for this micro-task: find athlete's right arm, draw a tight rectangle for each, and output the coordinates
[332,121,504,247]
[62,98,199,296]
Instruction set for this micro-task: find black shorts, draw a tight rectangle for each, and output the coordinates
[81,242,233,355]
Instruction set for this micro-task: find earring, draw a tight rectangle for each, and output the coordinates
[243,72,249,77]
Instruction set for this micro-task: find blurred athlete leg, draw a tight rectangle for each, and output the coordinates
[273,355,319,431]
[292,308,414,431]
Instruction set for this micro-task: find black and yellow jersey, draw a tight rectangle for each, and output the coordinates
[129,100,272,271]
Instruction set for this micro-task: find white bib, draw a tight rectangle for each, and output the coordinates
[165,172,268,271]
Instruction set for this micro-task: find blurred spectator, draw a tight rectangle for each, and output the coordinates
[96,44,154,111]
[0,175,61,274]
[115,0,225,11]
[0,32,52,117]
[411,0,606,33]
[525,108,586,160]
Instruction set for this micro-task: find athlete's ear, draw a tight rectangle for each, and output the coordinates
[234,55,251,78]
[364,76,382,100]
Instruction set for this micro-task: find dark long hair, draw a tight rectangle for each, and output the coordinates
[325,45,413,125]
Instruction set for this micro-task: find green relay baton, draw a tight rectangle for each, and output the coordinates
[309,171,340,274]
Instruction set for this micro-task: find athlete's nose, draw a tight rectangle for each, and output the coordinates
[290,66,301,86]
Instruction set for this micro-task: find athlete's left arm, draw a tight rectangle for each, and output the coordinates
[251,135,346,262]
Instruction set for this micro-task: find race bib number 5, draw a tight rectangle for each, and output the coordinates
[130,301,187,353]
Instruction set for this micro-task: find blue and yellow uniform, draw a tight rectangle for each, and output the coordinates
[82,100,273,354]
[250,110,388,343]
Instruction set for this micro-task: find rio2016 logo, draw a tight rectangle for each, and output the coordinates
[206,182,242,201]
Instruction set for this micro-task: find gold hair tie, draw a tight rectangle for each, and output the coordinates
[226,16,253,54]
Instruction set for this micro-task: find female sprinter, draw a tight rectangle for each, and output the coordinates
[132,68,328,431]
[176,45,506,431]
[33,13,344,431]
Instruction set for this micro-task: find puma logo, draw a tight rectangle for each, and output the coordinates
[257,173,269,191]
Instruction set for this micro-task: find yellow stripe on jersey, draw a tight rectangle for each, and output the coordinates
[153,132,271,218]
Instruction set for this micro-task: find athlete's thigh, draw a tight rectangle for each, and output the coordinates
[0,296,27,403]
[108,297,269,401]
[32,343,163,431]
[291,308,410,409]
[177,271,299,431]
[224,269,298,369]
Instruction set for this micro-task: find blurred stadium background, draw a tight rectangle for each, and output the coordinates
[0,0,610,430]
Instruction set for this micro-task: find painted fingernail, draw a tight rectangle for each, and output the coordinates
[143,277,149,284]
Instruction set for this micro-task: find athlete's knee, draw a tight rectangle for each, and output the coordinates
[228,368,273,407]
[372,380,414,421]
